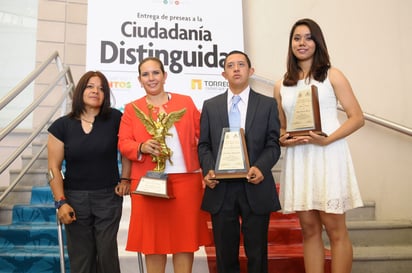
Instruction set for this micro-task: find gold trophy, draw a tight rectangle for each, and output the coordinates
[132,103,186,198]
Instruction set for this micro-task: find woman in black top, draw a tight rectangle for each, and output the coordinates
[47,71,130,273]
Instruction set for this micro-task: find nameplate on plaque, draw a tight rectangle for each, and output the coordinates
[133,171,173,199]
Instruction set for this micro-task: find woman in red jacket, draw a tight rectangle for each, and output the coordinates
[118,57,211,273]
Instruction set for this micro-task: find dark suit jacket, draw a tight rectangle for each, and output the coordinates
[198,89,281,214]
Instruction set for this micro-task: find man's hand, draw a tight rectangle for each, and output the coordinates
[203,170,219,189]
[246,166,264,184]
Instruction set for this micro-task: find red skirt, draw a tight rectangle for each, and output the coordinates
[126,172,211,254]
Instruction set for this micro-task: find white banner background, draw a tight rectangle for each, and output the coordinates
[86,0,244,110]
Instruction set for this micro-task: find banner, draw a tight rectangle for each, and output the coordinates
[86,0,244,110]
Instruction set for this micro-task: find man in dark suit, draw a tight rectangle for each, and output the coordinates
[198,50,281,273]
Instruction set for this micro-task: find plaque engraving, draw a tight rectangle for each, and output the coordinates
[287,85,327,138]
[214,128,250,179]
[134,171,173,198]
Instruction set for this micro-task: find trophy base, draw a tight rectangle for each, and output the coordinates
[132,171,174,199]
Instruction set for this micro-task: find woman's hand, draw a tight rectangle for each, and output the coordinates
[279,132,328,146]
[279,133,309,146]
[115,181,131,196]
[58,204,76,225]
[308,131,329,146]
[279,131,328,147]
[141,140,161,155]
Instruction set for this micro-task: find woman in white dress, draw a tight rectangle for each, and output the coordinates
[273,18,364,273]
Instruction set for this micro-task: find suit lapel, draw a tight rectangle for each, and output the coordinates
[245,89,258,133]
[218,91,229,127]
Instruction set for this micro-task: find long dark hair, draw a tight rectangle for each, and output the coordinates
[69,71,112,119]
[283,18,330,86]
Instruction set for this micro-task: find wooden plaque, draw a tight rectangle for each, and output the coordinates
[214,128,250,179]
[287,85,327,138]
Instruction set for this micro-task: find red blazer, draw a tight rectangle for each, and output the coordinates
[118,93,201,185]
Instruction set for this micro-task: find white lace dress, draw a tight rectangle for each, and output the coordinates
[279,77,363,214]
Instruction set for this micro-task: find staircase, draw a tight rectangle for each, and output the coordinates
[202,182,332,273]
[343,203,412,273]
[1,143,412,273]
[0,186,69,273]
[0,145,70,273]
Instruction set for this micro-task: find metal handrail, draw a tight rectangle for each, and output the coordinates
[251,74,412,137]
[351,108,412,136]
[0,142,47,202]
[0,51,74,203]
[0,81,72,195]
[0,51,65,109]
[0,68,72,142]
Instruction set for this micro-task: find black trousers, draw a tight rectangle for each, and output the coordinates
[211,182,270,273]
[65,187,123,273]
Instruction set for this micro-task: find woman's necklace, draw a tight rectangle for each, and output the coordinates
[146,92,169,106]
[81,118,94,128]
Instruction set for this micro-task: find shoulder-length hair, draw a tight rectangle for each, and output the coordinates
[69,71,112,119]
[283,18,331,86]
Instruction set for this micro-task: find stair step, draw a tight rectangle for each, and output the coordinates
[9,169,49,187]
[0,186,52,206]
[12,204,55,224]
[2,184,411,273]
[32,140,48,157]
[346,201,376,221]
[21,154,48,169]
[0,245,69,273]
[204,244,331,273]
[0,203,13,225]
[0,185,67,273]
[0,186,52,225]
[0,223,63,247]
[268,219,303,245]
[0,185,32,205]
[352,245,412,273]
[270,211,299,220]
[30,186,54,204]
[349,220,412,246]
[207,218,304,245]
[323,220,412,247]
